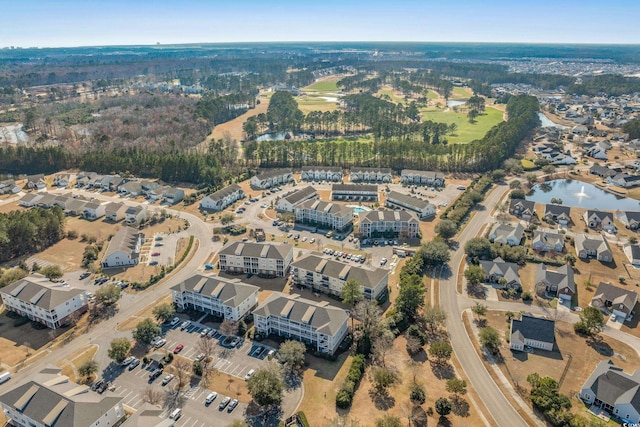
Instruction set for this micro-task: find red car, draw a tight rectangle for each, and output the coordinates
[173,344,184,354]
[152,252,160,256]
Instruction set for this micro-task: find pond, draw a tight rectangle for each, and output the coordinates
[525,179,640,211]
[256,132,310,142]
[446,100,466,108]
[538,112,569,130]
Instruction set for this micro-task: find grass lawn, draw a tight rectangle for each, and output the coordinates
[377,87,407,104]
[451,86,472,99]
[303,79,340,93]
[421,106,504,144]
[521,159,537,170]
[296,95,339,114]
[426,89,440,100]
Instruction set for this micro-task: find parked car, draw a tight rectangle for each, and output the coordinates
[128,358,140,370]
[219,396,231,410]
[149,369,163,381]
[227,399,239,413]
[97,381,110,394]
[173,344,184,354]
[162,374,175,386]
[201,328,210,337]
[169,317,181,327]
[151,252,160,256]
[79,272,91,280]
[121,356,135,366]
[149,261,158,266]
[195,353,205,362]
[244,369,255,380]
[91,379,104,391]
[251,346,264,357]
[205,392,218,405]
[180,320,191,330]
[154,338,167,348]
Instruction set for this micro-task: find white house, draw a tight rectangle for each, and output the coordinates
[624,243,640,266]
[0,275,88,329]
[0,179,21,195]
[82,201,106,220]
[250,169,294,189]
[510,315,555,352]
[400,170,445,187]
[291,253,389,301]
[0,366,125,427]
[617,211,640,230]
[101,227,145,269]
[53,173,73,187]
[25,174,46,190]
[118,180,143,197]
[294,199,353,231]
[162,187,185,204]
[218,242,294,277]
[349,167,392,183]
[200,184,244,212]
[253,292,349,354]
[385,191,436,218]
[301,166,342,182]
[124,205,149,225]
[580,361,640,425]
[104,202,127,222]
[276,186,318,212]
[358,210,420,239]
[479,257,521,289]
[171,274,259,322]
[607,173,640,188]
[19,193,43,207]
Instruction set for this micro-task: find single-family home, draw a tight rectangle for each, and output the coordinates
[52,173,72,187]
[624,243,640,266]
[479,257,521,289]
[617,211,640,230]
[331,184,378,202]
[349,167,392,183]
[125,205,149,225]
[18,193,43,207]
[101,227,145,269]
[591,282,638,321]
[250,169,294,189]
[276,186,318,212]
[532,230,565,253]
[385,191,436,218]
[36,193,58,209]
[82,201,106,220]
[544,204,571,225]
[488,223,525,246]
[104,202,127,222]
[584,210,616,233]
[76,171,97,187]
[118,180,143,197]
[590,164,617,178]
[200,184,245,212]
[509,199,536,220]
[607,173,640,188]
[162,187,185,204]
[510,315,555,352]
[301,166,342,182]
[64,198,88,216]
[400,170,445,187]
[25,174,46,190]
[0,179,20,195]
[535,264,575,301]
[574,234,612,261]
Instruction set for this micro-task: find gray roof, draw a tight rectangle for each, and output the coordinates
[544,204,571,219]
[358,209,419,223]
[26,173,45,183]
[626,243,640,261]
[171,274,258,308]
[124,205,145,216]
[105,202,125,214]
[532,230,564,249]
[592,282,638,313]
[350,167,392,174]
[104,227,144,259]
[206,184,243,202]
[583,361,640,410]
[253,292,349,336]
[119,181,142,193]
[401,169,445,179]
[301,166,342,172]
[575,233,610,254]
[509,199,536,213]
[20,193,43,204]
[121,403,174,427]
[0,366,123,427]
[386,191,434,211]
[586,210,613,222]
[296,199,353,217]
[292,253,388,290]
[618,211,640,224]
[535,264,575,294]
[489,222,525,244]
[1,275,85,311]
[332,183,378,193]
[479,257,520,285]
[219,242,292,261]
[255,168,292,180]
[281,186,317,205]
[511,315,555,345]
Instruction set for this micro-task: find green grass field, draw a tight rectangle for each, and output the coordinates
[304,79,339,92]
[521,159,537,170]
[427,90,440,100]
[295,95,340,114]
[377,88,407,104]
[450,87,472,99]
[421,106,504,144]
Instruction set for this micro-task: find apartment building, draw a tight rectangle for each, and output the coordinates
[218,242,294,277]
[400,170,445,187]
[200,184,244,212]
[385,191,436,218]
[294,199,353,231]
[250,169,294,189]
[357,210,420,238]
[331,184,378,202]
[301,166,343,182]
[101,227,145,268]
[276,186,318,212]
[349,167,392,183]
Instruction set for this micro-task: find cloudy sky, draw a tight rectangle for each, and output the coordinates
[3,0,639,47]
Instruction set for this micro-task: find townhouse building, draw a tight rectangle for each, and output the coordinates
[357,210,420,238]
[294,199,353,231]
[218,242,294,277]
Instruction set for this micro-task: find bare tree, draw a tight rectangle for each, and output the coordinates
[196,336,217,384]
[372,325,394,367]
[142,386,163,405]
[220,319,238,337]
[171,359,192,391]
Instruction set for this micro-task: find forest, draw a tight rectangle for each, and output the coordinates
[0,207,66,263]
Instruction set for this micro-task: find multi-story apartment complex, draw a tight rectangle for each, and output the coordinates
[250,169,294,189]
[400,170,445,187]
[294,199,353,231]
[276,186,318,212]
[331,184,378,202]
[0,275,88,329]
[101,227,145,269]
[200,184,245,212]
[218,242,294,277]
[385,190,436,218]
[358,210,420,238]
[349,167,392,183]
[253,292,349,354]
[171,274,259,322]
[291,253,389,300]
[301,166,343,182]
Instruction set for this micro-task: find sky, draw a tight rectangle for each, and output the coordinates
[2,0,639,48]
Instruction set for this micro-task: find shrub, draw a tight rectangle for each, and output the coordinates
[410,383,426,404]
[522,291,533,301]
[335,389,352,409]
[335,354,366,408]
[296,412,310,427]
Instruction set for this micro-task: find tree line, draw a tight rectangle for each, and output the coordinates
[0,207,66,263]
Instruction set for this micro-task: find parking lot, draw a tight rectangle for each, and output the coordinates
[146,232,182,266]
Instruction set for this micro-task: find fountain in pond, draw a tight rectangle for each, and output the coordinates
[575,185,590,198]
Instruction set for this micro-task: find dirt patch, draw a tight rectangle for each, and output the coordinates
[116,295,173,331]
[0,311,64,366]
[57,344,98,383]
[205,368,251,403]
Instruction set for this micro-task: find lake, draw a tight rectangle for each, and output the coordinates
[447,100,466,108]
[525,179,640,211]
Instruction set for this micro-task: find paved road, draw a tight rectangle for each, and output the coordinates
[439,183,531,427]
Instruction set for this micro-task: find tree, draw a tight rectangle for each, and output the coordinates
[435,220,457,241]
[395,273,426,321]
[78,360,98,380]
[510,189,526,199]
[192,360,203,376]
[247,363,284,407]
[509,180,522,189]
[410,383,426,404]
[40,265,63,280]
[142,386,163,405]
[220,212,235,225]
[172,358,191,390]
[374,415,402,427]
[564,253,576,266]
[370,366,398,394]
[341,279,364,307]
[278,340,306,372]
[446,377,467,397]
[575,307,605,335]
[471,302,487,318]
[464,265,485,285]
[491,169,506,182]
[108,338,131,363]
[429,340,452,364]
[133,318,161,345]
[423,305,447,333]
[95,283,121,306]
[505,311,516,321]
[479,326,501,352]
[420,240,450,267]
[353,300,383,355]
[435,397,452,417]
[467,109,478,123]
[372,325,395,367]
[464,237,494,260]
[152,303,175,323]
[542,165,556,175]
[525,173,538,186]
[219,319,238,336]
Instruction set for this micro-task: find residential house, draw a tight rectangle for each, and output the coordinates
[118,180,143,197]
[218,242,294,277]
[585,145,608,160]
[121,403,174,427]
[101,227,145,269]
[574,234,612,261]
[140,181,159,197]
[53,194,74,210]
[584,210,616,233]
[82,201,106,220]
[349,167,392,183]
[535,264,575,301]
[64,199,88,216]
[510,315,555,352]
[88,174,105,188]
[0,179,20,195]
[291,253,389,300]
[171,274,259,322]
[301,166,342,182]
[294,199,353,231]
[617,211,640,230]
[591,282,638,321]
[0,275,88,329]
[509,199,536,220]
[607,173,640,188]
[400,170,445,187]
[162,187,185,204]
[0,366,125,427]
[35,193,58,209]
[544,204,572,225]
[358,210,420,239]
[385,191,436,218]
[625,243,640,266]
[125,205,149,225]
[590,164,617,178]
[488,223,525,246]
[104,202,127,222]
[253,292,349,355]
[276,186,318,212]
[580,361,640,424]
[76,171,97,187]
[331,184,378,202]
[52,173,72,188]
[479,257,521,289]
[250,169,294,189]
[200,184,245,212]
[18,193,43,207]
[25,174,46,190]
[532,230,565,253]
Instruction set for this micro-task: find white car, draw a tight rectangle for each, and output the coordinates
[169,317,180,327]
[310,238,315,243]
[302,236,307,242]
[260,204,267,208]
[154,338,167,348]
[244,369,255,381]
[205,392,218,404]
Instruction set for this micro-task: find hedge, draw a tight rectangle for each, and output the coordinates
[335,354,366,408]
